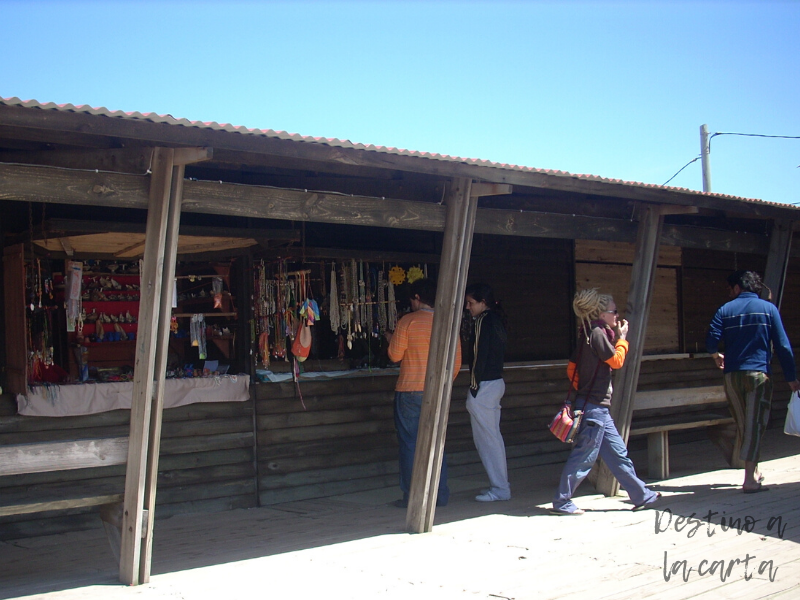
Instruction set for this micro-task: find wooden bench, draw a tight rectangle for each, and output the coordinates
[630,386,732,480]
[0,437,129,517]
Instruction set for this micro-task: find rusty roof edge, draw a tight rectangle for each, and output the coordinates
[1,96,798,214]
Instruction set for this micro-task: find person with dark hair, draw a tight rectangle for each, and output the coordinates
[386,277,461,508]
[464,283,511,502]
[706,270,800,492]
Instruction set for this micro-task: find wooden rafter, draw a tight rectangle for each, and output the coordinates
[0,163,778,255]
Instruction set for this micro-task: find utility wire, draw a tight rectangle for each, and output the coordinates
[664,130,800,187]
[663,156,700,186]
[709,131,800,153]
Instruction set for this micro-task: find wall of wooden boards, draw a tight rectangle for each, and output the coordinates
[468,235,573,361]
[1,354,795,540]
[0,394,257,541]
[680,248,768,354]
[253,355,767,507]
[253,368,574,507]
[782,256,800,344]
[574,240,680,354]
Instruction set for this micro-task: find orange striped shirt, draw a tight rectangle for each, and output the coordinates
[388,309,462,392]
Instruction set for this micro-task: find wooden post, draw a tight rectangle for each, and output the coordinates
[119,147,175,585]
[406,178,476,533]
[593,203,665,497]
[762,218,794,308]
[116,148,210,585]
[138,162,185,583]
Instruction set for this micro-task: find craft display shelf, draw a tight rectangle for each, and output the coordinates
[172,272,237,363]
[68,273,141,373]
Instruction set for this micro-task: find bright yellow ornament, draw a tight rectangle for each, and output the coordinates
[388,266,406,285]
[406,266,424,284]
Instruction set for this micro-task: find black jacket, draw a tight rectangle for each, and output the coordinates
[468,309,507,396]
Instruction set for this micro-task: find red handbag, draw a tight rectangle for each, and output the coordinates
[549,405,583,443]
[548,342,600,443]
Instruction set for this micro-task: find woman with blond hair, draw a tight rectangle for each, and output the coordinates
[551,289,660,515]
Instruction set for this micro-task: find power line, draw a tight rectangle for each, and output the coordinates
[663,156,700,186]
[709,131,800,153]
[664,130,800,188]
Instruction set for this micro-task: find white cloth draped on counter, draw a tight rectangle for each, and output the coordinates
[16,375,250,417]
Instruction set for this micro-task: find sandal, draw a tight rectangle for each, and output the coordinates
[632,491,662,512]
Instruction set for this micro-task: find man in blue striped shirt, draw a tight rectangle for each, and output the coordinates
[706,270,800,493]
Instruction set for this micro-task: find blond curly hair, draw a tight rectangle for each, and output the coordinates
[573,288,614,341]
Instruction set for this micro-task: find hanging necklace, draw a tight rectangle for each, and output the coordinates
[329,262,340,333]
[377,268,387,333]
[358,260,367,337]
[387,275,397,331]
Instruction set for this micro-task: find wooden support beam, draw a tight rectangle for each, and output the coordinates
[0,162,776,254]
[659,205,699,216]
[172,147,213,166]
[647,432,669,479]
[0,147,155,174]
[593,203,666,497]
[762,218,794,308]
[140,162,185,584]
[471,183,512,197]
[406,178,477,533]
[120,147,175,585]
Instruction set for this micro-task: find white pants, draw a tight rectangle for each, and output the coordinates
[466,378,510,498]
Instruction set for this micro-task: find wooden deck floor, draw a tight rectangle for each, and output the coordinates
[3,429,800,600]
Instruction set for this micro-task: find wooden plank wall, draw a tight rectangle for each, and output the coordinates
[575,241,680,354]
[3,355,789,540]
[680,248,767,354]
[255,355,759,506]
[468,235,573,361]
[778,255,800,344]
[254,368,574,506]
[0,394,256,541]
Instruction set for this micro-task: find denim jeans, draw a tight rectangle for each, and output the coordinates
[553,402,656,513]
[394,391,449,504]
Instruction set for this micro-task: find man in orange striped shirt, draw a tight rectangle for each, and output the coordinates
[386,278,461,508]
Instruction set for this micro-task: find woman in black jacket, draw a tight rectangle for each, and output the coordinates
[465,283,511,502]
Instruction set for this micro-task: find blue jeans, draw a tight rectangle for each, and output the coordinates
[553,402,656,513]
[394,391,449,505]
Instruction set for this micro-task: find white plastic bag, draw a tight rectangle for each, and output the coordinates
[784,391,800,436]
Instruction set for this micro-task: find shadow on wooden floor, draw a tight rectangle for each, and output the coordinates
[2,426,800,599]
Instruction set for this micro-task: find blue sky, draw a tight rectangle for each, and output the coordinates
[2,1,799,204]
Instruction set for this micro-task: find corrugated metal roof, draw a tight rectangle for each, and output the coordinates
[1,96,793,209]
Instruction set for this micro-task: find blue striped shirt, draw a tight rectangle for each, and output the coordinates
[706,292,797,381]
